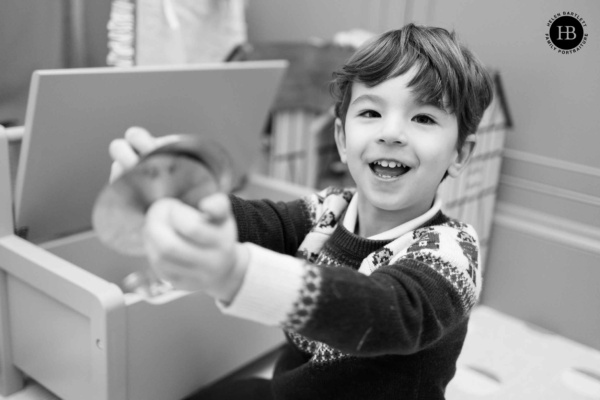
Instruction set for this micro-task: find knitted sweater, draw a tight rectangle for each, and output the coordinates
[223,187,482,400]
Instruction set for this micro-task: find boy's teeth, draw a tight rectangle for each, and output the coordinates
[375,160,404,168]
[370,160,410,178]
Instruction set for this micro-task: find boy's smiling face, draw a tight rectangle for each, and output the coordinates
[334,67,475,234]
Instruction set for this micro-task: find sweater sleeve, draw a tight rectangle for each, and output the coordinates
[219,222,482,356]
[229,194,313,256]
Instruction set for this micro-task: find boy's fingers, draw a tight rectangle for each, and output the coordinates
[125,126,158,155]
[148,198,217,245]
[144,202,202,268]
[109,138,139,169]
[109,128,180,183]
[145,199,197,250]
[125,127,181,156]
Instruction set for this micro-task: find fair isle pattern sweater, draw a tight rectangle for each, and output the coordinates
[224,187,482,400]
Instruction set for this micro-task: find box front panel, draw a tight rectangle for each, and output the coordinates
[125,292,284,400]
[8,275,92,400]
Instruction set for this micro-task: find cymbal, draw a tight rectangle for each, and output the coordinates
[92,134,236,256]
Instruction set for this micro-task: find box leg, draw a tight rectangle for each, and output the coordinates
[0,268,25,396]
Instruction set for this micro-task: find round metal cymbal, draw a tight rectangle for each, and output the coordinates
[92,134,236,256]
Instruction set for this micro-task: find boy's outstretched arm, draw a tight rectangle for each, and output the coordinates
[219,222,481,357]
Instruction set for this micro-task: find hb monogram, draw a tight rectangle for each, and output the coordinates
[555,25,577,40]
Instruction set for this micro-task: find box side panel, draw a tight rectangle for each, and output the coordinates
[0,235,127,400]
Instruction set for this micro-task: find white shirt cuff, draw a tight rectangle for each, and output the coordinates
[217,242,306,326]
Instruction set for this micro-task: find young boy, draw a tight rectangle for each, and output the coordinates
[110,23,493,400]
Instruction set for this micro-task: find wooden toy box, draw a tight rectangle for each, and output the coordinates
[0,126,305,400]
[0,62,298,400]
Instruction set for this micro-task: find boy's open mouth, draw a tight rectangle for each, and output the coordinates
[369,160,411,179]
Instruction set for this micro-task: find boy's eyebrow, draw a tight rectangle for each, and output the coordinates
[352,93,451,114]
[350,94,384,106]
[415,98,451,114]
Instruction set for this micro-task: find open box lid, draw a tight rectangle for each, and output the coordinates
[14,61,287,243]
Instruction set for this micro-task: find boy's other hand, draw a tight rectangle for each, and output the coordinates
[143,193,248,303]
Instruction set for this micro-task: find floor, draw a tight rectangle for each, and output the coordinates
[4,307,600,399]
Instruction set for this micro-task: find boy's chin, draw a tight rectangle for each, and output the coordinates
[363,191,434,215]
[366,196,408,213]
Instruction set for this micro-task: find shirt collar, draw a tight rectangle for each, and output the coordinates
[342,194,442,240]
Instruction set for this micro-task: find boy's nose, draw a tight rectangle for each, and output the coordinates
[376,117,408,145]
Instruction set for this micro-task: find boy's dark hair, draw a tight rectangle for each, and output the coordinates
[331,24,494,149]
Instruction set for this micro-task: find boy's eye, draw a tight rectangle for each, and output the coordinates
[413,114,436,125]
[359,110,380,118]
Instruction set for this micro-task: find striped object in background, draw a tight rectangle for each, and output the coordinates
[438,76,511,270]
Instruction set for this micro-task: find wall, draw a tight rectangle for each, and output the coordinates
[246,0,408,42]
[427,0,600,350]
[0,1,65,125]
[0,0,111,125]
[246,0,600,350]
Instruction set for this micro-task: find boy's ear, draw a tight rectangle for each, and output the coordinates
[447,134,476,178]
[333,118,347,164]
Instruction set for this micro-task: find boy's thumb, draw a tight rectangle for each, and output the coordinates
[198,193,231,225]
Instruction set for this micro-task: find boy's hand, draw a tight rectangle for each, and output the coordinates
[108,126,178,182]
[143,192,248,303]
